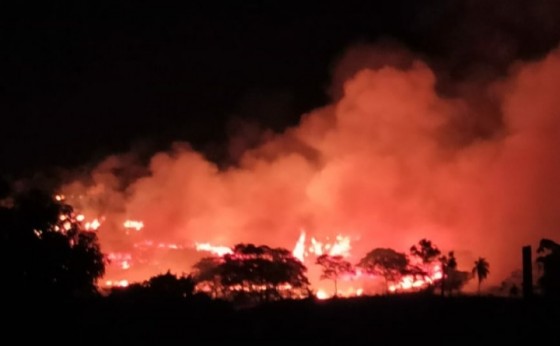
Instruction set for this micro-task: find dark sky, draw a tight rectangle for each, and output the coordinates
[2,1,559,177]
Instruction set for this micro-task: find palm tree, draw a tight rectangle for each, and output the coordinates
[472,257,490,295]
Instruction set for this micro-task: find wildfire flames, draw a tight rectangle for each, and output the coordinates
[292,230,351,262]
[195,243,233,256]
[60,205,447,297]
[55,44,560,296]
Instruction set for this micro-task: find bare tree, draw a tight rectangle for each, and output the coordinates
[316,254,354,297]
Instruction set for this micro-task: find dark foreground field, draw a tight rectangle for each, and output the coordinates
[7,295,560,344]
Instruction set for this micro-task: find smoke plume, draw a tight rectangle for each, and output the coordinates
[61,43,560,288]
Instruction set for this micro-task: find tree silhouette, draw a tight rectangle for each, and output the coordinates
[0,189,105,297]
[146,271,195,299]
[315,254,354,297]
[409,239,442,292]
[472,257,490,295]
[439,251,471,296]
[111,271,195,301]
[192,256,224,298]
[359,248,408,293]
[192,243,310,303]
[536,238,560,297]
[410,239,441,264]
[438,251,455,296]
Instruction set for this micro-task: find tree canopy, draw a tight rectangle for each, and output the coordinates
[316,254,354,297]
[192,243,310,303]
[0,189,105,298]
[359,248,409,291]
[472,257,490,294]
[410,239,441,264]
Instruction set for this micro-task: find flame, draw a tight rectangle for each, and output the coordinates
[123,220,144,231]
[292,229,352,262]
[85,218,101,231]
[292,231,306,261]
[316,289,329,300]
[195,242,233,256]
[104,280,129,288]
[76,214,85,222]
[158,242,182,249]
[387,262,443,293]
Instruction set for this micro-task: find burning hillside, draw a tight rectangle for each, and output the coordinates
[56,44,560,294]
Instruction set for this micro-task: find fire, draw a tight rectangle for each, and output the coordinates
[316,289,329,300]
[387,262,443,293]
[292,229,352,261]
[157,242,182,249]
[195,242,233,256]
[293,231,306,262]
[104,280,129,288]
[123,220,144,231]
[85,218,101,231]
[315,287,363,299]
[121,261,131,270]
[76,214,85,222]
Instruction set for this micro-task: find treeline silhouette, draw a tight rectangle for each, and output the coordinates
[1,188,559,303]
[2,188,560,344]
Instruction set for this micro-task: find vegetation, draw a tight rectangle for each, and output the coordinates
[358,248,409,292]
[193,243,310,303]
[410,238,441,264]
[316,254,355,297]
[472,257,490,295]
[537,239,560,296]
[0,189,105,298]
[2,188,559,304]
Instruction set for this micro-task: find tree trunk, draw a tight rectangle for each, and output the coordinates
[334,278,338,298]
[478,279,481,296]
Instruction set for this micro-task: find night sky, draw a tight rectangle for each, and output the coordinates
[3,1,560,177]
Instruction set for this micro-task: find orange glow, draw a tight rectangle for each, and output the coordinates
[316,289,329,300]
[195,242,233,256]
[76,214,85,222]
[85,218,101,231]
[123,220,144,231]
[57,46,560,294]
[292,229,352,262]
[104,280,129,288]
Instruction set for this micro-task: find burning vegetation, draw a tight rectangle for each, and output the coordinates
[47,44,560,298]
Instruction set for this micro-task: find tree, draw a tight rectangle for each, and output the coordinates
[359,248,409,293]
[537,238,560,297]
[439,251,471,296]
[438,251,456,296]
[192,256,224,298]
[110,271,195,301]
[0,189,105,297]
[409,239,442,290]
[410,239,441,264]
[472,257,490,295]
[315,254,354,297]
[146,271,195,299]
[192,243,310,303]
